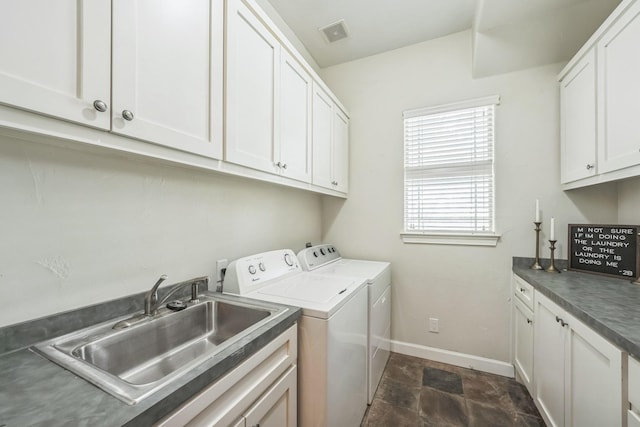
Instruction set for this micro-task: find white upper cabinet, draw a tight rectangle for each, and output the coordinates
[312,83,349,193]
[225,0,315,184]
[312,84,334,189]
[597,0,640,173]
[332,107,349,193]
[225,0,280,174]
[0,0,347,196]
[0,0,111,129]
[278,50,312,183]
[560,0,640,189]
[0,0,223,159]
[111,0,223,158]
[560,49,597,184]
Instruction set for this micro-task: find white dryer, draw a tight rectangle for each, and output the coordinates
[297,244,391,404]
[223,249,368,427]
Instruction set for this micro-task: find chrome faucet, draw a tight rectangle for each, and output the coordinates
[153,276,207,313]
[144,274,168,316]
[145,275,208,316]
[113,275,209,329]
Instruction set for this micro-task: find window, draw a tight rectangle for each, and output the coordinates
[402,95,500,246]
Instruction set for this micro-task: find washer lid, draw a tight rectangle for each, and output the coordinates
[259,274,353,302]
[253,273,367,319]
[316,259,391,282]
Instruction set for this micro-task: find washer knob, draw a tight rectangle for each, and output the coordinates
[259,262,266,272]
[248,265,257,274]
[313,251,318,257]
[284,253,294,266]
[320,248,326,255]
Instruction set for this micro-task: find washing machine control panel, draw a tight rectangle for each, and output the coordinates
[297,244,341,271]
[223,249,300,295]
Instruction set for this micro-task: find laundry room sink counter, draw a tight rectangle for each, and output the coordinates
[0,290,301,427]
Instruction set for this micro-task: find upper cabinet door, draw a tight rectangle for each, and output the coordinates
[225,0,281,173]
[0,0,111,129]
[312,84,334,189]
[111,0,223,159]
[279,49,312,183]
[332,107,349,193]
[560,49,597,184]
[598,0,640,174]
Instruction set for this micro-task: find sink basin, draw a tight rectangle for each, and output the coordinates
[33,294,284,405]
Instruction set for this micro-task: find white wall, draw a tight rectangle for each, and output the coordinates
[618,177,640,224]
[319,30,618,362]
[0,135,321,327]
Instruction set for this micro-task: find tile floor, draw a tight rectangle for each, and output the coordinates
[361,353,545,427]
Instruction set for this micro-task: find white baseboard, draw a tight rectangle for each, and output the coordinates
[390,339,515,378]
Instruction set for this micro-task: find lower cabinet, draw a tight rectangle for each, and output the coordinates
[156,325,297,427]
[628,356,640,427]
[512,296,534,393]
[533,290,623,427]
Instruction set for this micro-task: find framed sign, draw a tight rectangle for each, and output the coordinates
[568,224,639,279]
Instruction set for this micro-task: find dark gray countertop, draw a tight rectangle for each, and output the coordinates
[0,291,301,427]
[513,257,640,359]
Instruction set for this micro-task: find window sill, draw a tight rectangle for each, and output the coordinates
[400,232,501,247]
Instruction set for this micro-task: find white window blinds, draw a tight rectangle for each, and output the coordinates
[403,96,498,234]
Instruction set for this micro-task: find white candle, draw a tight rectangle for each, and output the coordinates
[535,199,540,222]
[550,217,555,240]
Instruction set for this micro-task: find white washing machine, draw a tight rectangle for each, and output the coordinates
[297,244,391,404]
[223,249,368,427]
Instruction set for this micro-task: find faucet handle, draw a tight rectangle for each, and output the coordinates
[152,275,168,298]
[145,274,168,316]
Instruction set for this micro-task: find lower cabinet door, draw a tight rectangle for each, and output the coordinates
[565,311,623,427]
[533,292,566,427]
[513,297,534,393]
[245,365,297,427]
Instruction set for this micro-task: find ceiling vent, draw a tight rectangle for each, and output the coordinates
[319,20,349,43]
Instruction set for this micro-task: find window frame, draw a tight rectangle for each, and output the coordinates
[401,95,501,247]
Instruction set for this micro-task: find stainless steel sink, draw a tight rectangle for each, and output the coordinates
[33,294,284,405]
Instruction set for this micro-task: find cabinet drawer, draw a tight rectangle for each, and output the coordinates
[513,275,534,310]
[630,355,640,409]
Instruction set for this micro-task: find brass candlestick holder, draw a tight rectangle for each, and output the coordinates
[546,240,560,273]
[531,222,543,270]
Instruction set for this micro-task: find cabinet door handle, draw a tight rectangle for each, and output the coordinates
[586,164,594,170]
[555,315,568,327]
[282,163,287,169]
[93,100,108,112]
[122,110,135,121]
[519,287,525,293]
[527,318,532,324]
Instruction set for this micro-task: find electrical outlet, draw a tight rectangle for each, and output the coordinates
[216,259,228,282]
[429,318,439,333]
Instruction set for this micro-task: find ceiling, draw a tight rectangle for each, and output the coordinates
[265,0,622,76]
